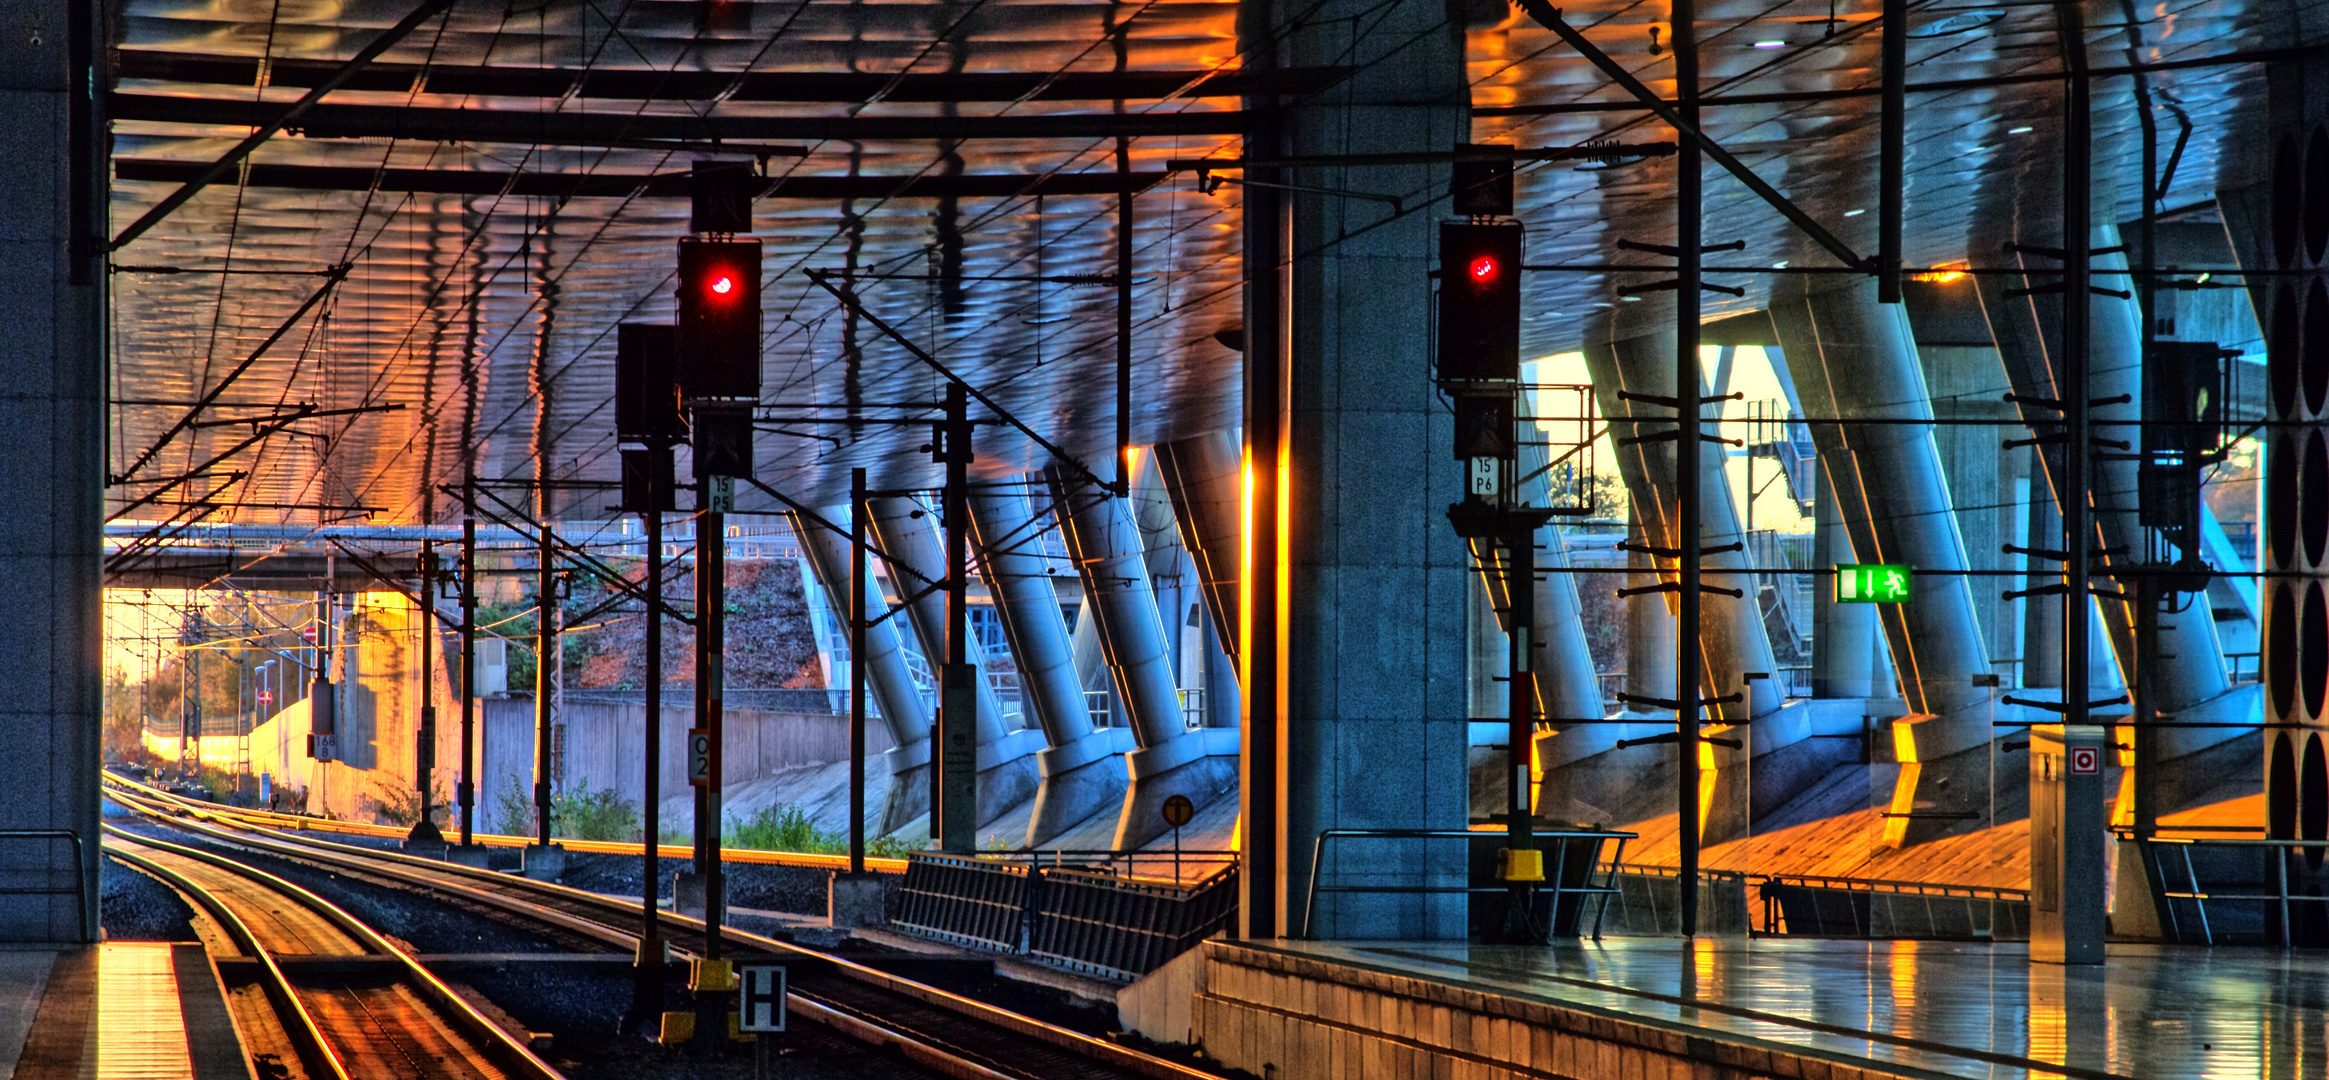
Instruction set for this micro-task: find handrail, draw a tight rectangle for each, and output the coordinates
[0,829,92,941]
[1300,827,1634,940]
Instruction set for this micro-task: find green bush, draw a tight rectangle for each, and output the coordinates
[554,780,642,842]
[723,802,917,859]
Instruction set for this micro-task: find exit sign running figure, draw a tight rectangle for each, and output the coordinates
[1835,564,1913,603]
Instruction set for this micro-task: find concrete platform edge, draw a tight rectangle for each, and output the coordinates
[1194,939,1966,1080]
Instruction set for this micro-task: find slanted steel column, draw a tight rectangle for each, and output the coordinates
[792,507,934,832]
[1049,468,1235,851]
[1811,468,1879,699]
[868,493,1041,830]
[1769,284,1993,718]
[968,483,1128,846]
[1154,430,1245,664]
[1771,279,1998,847]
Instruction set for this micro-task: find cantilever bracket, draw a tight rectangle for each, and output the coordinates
[1616,239,1747,257]
[1617,732,1743,750]
[1618,278,1747,298]
[2002,694,2130,713]
[1617,540,1742,559]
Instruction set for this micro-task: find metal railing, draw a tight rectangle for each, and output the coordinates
[2120,832,2329,945]
[1756,872,2028,939]
[1299,827,1634,939]
[0,829,92,941]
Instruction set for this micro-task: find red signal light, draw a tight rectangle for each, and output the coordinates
[1469,255,1499,283]
[711,274,735,296]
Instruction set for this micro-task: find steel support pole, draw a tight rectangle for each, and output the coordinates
[1674,0,1705,939]
[459,487,477,845]
[2129,11,2161,840]
[1878,0,1906,303]
[850,468,869,872]
[636,473,664,1024]
[1506,519,1538,939]
[938,383,976,854]
[535,518,556,846]
[413,539,440,843]
[2061,4,2093,774]
[2054,0,2104,965]
[1235,0,1284,934]
[1118,138,1135,497]
[698,499,727,956]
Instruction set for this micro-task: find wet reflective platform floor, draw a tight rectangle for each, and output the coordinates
[1285,938,2329,1079]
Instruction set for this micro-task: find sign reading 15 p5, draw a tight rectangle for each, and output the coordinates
[1835,564,1912,604]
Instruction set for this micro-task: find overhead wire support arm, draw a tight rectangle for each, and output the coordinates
[803,269,1113,493]
[107,0,458,251]
[447,483,696,627]
[1513,0,1868,271]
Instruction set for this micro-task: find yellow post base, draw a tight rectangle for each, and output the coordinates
[658,1012,694,1045]
[689,958,736,993]
[1498,847,1545,883]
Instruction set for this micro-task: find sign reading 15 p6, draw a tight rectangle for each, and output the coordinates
[1835,564,1913,604]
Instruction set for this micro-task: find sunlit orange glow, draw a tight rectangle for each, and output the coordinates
[1914,261,1971,284]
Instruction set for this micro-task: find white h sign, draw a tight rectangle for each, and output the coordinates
[738,964,786,1033]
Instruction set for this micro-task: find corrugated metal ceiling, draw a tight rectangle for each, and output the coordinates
[103,0,2311,527]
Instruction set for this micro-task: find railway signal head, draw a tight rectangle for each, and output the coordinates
[1437,222,1524,385]
[677,238,763,402]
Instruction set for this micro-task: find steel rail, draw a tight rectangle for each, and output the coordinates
[105,841,351,1080]
[108,781,1209,1080]
[104,826,567,1080]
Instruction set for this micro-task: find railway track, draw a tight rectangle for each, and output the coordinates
[106,829,566,1080]
[106,776,1216,1080]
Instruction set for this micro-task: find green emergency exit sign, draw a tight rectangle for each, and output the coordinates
[1835,564,1912,603]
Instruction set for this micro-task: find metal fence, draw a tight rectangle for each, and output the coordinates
[890,851,1239,981]
[893,853,1039,953]
[1028,866,1240,982]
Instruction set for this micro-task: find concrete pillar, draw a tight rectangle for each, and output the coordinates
[1811,467,1879,698]
[1256,0,1472,939]
[1770,279,2007,845]
[966,483,1126,846]
[1152,432,1246,735]
[1769,284,1993,715]
[1585,329,1784,722]
[1048,470,1234,851]
[866,498,1041,828]
[0,0,101,944]
[790,510,932,835]
[1625,510,1678,710]
[1979,216,2246,755]
[1153,430,1245,664]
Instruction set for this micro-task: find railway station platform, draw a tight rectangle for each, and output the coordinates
[1184,937,2318,1080]
[5,942,246,1080]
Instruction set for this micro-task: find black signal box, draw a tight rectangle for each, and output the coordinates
[1438,222,1524,384]
[677,238,763,401]
[616,323,686,446]
[1451,144,1516,217]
